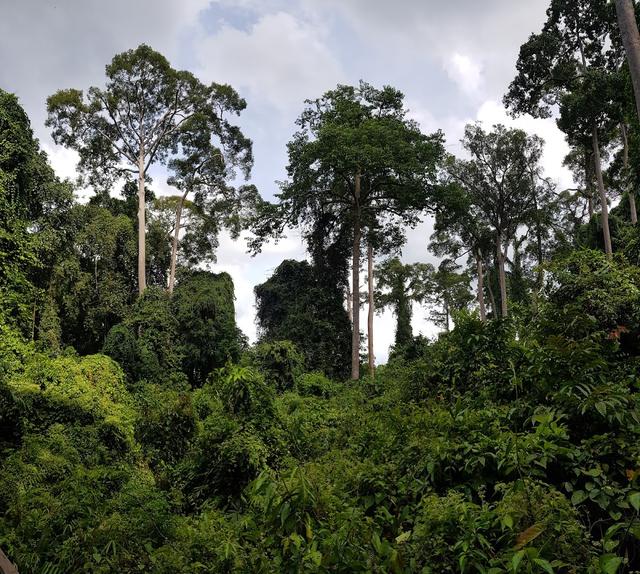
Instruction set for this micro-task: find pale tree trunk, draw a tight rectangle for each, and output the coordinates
[621,123,638,224]
[592,126,613,257]
[347,286,353,323]
[585,148,595,219]
[496,233,508,318]
[137,145,147,294]
[168,191,188,294]
[0,547,18,574]
[367,243,375,379]
[351,171,362,380]
[487,275,497,318]
[616,0,640,123]
[476,254,486,322]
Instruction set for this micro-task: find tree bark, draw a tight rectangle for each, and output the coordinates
[0,547,18,574]
[584,146,595,220]
[347,286,353,323]
[496,233,508,318]
[621,122,638,224]
[476,254,486,322]
[351,171,362,380]
[137,145,147,294]
[616,0,640,124]
[367,243,375,379]
[168,192,188,294]
[592,125,613,257]
[487,273,497,318]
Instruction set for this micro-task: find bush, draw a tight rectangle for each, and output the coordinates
[296,371,338,398]
[135,384,196,468]
[172,271,242,385]
[251,340,305,392]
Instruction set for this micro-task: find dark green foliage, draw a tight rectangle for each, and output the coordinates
[125,287,183,382]
[539,249,640,339]
[251,340,305,392]
[102,324,140,382]
[180,365,281,502]
[0,89,72,332]
[255,259,351,379]
[296,372,338,398]
[4,250,640,572]
[6,40,640,573]
[172,270,241,385]
[135,384,196,468]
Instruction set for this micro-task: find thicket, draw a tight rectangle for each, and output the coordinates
[5,8,640,569]
[3,245,640,572]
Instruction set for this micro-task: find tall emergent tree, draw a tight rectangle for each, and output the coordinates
[446,124,543,317]
[166,92,254,293]
[46,44,225,294]
[251,82,444,379]
[430,180,493,321]
[615,0,640,123]
[504,0,620,256]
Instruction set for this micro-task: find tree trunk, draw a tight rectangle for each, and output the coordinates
[137,146,147,294]
[584,146,595,219]
[496,233,508,318]
[0,547,18,574]
[476,254,486,322]
[168,192,188,294]
[444,300,450,332]
[347,286,353,323]
[367,243,374,379]
[487,271,497,318]
[592,125,613,257]
[351,171,362,380]
[616,0,640,124]
[621,122,638,224]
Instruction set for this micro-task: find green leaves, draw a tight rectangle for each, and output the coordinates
[599,554,623,574]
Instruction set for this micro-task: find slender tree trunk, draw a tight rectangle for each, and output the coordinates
[168,191,188,294]
[496,233,508,318]
[0,547,18,574]
[137,145,147,294]
[476,254,486,322]
[367,243,374,379]
[444,300,450,332]
[487,273,497,318]
[351,171,362,380]
[616,0,640,124]
[584,145,595,220]
[347,286,353,323]
[621,122,638,224]
[592,125,613,257]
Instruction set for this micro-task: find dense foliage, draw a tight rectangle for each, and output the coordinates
[5,11,640,570]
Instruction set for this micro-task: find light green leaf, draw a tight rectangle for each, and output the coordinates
[533,558,555,574]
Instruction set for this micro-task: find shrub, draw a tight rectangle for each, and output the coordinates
[251,340,305,392]
[296,371,338,398]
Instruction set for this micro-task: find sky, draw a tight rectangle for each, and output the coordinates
[0,0,576,363]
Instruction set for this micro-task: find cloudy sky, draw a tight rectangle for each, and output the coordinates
[0,0,575,363]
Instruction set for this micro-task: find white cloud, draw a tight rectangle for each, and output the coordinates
[445,53,483,96]
[195,11,344,112]
[42,143,79,182]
